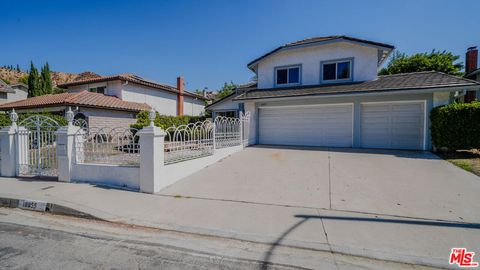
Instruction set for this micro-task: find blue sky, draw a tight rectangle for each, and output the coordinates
[1,0,479,91]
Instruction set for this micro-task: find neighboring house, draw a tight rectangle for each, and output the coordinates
[58,74,206,116]
[206,82,256,118]
[230,35,480,150]
[464,46,480,102]
[0,91,150,129]
[0,79,28,104]
[0,74,208,129]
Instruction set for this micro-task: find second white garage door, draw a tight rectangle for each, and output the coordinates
[259,104,353,147]
[360,101,425,150]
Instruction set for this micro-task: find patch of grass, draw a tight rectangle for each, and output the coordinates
[437,149,480,176]
[173,194,183,198]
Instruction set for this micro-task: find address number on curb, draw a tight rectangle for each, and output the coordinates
[18,199,47,212]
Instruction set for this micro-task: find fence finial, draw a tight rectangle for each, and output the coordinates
[148,108,156,127]
[9,109,18,127]
[65,106,74,126]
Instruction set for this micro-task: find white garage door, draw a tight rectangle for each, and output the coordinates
[360,102,425,150]
[259,104,353,147]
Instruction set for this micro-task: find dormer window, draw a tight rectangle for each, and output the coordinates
[321,58,353,83]
[275,65,301,86]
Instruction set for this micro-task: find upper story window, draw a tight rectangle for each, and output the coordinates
[275,65,301,86]
[321,59,353,82]
[89,86,106,94]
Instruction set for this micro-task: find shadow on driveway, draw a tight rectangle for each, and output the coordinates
[252,145,440,160]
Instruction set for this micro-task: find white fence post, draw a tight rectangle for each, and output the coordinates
[138,109,166,193]
[212,122,216,151]
[0,110,18,177]
[56,108,80,182]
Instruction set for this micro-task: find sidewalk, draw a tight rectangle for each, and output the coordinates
[1,177,478,269]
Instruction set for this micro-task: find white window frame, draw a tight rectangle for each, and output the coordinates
[320,58,354,83]
[274,64,302,87]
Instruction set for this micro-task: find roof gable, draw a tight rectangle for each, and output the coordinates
[247,35,394,71]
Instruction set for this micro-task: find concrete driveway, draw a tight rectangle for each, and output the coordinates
[160,146,480,223]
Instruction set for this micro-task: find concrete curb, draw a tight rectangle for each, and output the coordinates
[0,197,101,220]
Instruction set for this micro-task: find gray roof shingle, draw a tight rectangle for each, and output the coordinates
[234,72,480,101]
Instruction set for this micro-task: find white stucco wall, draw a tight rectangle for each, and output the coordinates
[256,42,379,89]
[121,83,178,115]
[183,96,205,116]
[244,101,257,145]
[71,163,140,190]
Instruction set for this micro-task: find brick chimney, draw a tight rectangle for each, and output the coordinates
[466,46,478,74]
[465,47,478,103]
[176,76,184,116]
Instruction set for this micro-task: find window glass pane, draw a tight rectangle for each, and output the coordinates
[97,87,106,94]
[276,69,288,84]
[337,61,351,79]
[323,63,336,81]
[288,67,300,83]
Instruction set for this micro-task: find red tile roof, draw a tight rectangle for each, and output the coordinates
[58,74,207,100]
[0,91,151,112]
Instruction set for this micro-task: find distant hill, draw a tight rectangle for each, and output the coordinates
[0,68,100,87]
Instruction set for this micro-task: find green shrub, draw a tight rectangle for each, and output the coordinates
[430,101,480,151]
[131,110,206,130]
[0,111,68,128]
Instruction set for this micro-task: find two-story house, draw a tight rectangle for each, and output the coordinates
[227,35,479,150]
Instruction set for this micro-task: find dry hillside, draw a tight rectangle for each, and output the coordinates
[0,68,100,86]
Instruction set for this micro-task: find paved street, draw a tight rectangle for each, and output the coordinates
[0,208,433,270]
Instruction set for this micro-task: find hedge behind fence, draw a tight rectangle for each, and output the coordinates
[131,110,206,130]
[430,101,480,151]
[0,112,68,128]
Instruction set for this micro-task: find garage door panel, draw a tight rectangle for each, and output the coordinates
[259,105,353,147]
[361,102,425,150]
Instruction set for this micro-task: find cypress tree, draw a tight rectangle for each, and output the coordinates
[41,62,53,95]
[28,61,39,97]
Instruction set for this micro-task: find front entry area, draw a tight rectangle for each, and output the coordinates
[258,104,353,147]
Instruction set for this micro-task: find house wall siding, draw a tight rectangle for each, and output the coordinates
[183,96,205,116]
[80,108,137,129]
[0,89,28,104]
[256,42,378,89]
[121,83,178,115]
[68,81,123,97]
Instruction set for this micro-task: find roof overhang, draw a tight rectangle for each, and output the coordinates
[232,84,480,103]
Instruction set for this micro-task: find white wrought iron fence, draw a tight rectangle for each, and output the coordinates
[214,116,242,149]
[164,121,214,165]
[163,114,250,165]
[74,127,140,166]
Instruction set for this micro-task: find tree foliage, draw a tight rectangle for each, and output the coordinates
[379,50,464,76]
[216,82,236,100]
[131,110,205,130]
[27,61,54,97]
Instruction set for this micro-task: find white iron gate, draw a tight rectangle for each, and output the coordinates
[18,115,60,177]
